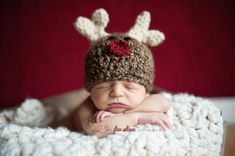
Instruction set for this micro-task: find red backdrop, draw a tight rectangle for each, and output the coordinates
[1,0,235,107]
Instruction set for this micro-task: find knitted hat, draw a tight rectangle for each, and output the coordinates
[74,9,165,92]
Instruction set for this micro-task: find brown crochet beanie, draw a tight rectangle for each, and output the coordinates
[84,33,154,92]
[74,8,165,93]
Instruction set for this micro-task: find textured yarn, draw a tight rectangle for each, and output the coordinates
[74,8,165,46]
[84,33,154,92]
[76,8,164,92]
[0,93,223,156]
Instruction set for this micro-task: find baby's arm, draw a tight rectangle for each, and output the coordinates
[74,97,139,138]
[125,94,171,114]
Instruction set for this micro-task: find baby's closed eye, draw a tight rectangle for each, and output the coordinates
[94,83,111,90]
[125,86,136,90]
[96,86,110,89]
[124,83,139,90]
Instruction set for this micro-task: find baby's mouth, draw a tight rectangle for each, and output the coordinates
[108,103,129,109]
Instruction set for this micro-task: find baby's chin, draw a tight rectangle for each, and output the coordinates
[107,108,126,114]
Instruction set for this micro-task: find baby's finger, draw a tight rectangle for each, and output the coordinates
[160,116,170,129]
[96,111,102,122]
[156,114,169,126]
[100,111,106,122]
[95,111,103,122]
[159,120,168,131]
[163,119,170,129]
[91,112,97,123]
[151,118,163,130]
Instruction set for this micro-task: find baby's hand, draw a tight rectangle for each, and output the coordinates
[138,112,170,131]
[90,111,116,123]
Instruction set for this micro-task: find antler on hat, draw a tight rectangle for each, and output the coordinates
[74,8,110,42]
[75,9,165,92]
[127,11,165,47]
[74,8,165,46]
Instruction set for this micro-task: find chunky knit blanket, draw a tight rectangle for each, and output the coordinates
[0,93,223,156]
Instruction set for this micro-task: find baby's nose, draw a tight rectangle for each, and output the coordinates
[110,84,124,98]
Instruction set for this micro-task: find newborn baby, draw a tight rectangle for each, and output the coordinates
[74,80,171,138]
[72,9,170,138]
[71,32,171,138]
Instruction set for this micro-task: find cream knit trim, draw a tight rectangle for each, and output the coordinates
[74,8,165,47]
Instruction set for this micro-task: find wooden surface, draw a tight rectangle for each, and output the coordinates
[224,124,235,156]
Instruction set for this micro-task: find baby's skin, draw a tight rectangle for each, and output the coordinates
[74,80,171,138]
[91,94,171,130]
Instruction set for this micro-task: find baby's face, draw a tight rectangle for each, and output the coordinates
[90,80,147,113]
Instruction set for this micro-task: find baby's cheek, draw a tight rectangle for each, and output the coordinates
[134,97,146,106]
[129,99,141,107]
[94,98,108,110]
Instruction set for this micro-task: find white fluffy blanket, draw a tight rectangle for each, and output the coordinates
[0,93,223,156]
